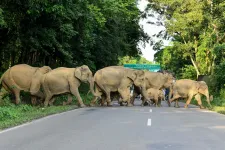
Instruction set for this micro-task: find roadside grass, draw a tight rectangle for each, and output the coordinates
[0,83,94,130]
[190,94,225,115]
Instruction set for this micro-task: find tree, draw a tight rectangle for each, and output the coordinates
[0,0,148,72]
[147,0,225,79]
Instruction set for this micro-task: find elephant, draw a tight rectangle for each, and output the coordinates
[0,64,52,105]
[90,66,149,107]
[130,71,174,106]
[41,65,97,107]
[169,79,213,109]
[141,88,165,107]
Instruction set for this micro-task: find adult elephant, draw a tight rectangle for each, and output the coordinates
[130,71,174,106]
[90,66,149,107]
[41,65,97,107]
[0,64,52,105]
[169,79,213,109]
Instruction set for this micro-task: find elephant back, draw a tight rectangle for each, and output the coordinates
[9,64,37,91]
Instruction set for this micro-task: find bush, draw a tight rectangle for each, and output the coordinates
[211,62,225,92]
[181,65,197,80]
[0,107,19,121]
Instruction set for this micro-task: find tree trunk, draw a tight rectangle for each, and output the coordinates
[190,55,200,79]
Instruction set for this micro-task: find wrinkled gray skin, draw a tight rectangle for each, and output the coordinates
[0,64,52,105]
[169,79,213,109]
[41,65,98,107]
[90,66,149,107]
[130,71,174,106]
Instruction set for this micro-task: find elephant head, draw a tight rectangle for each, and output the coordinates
[127,70,145,87]
[74,65,99,97]
[127,70,150,101]
[163,73,174,88]
[158,90,165,100]
[39,66,52,74]
[196,81,213,106]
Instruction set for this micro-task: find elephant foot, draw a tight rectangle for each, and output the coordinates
[80,104,86,108]
[174,105,180,108]
[107,102,113,107]
[89,103,96,107]
[167,101,171,107]
[200,105,205,109]
[127,103,133,107]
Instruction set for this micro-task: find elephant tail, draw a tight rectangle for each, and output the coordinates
[0,71,5,88]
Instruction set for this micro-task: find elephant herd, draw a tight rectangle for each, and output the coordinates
[0,64,213,109]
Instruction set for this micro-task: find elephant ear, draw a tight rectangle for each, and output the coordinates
[74,65,90,81]
[127,70,138,81]
[198,81,208,90]
[39,66,52,74]
[74,67,82,80]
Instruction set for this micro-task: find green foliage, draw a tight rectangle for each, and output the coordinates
[181,65,197,80]
[147,0,225,78]
[0,0,147,71]
[211,62,225,91]
[118,56,153,65]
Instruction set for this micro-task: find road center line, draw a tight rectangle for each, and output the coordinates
[147,119,151,126]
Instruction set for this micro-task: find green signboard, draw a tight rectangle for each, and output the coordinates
[124,64,161,72]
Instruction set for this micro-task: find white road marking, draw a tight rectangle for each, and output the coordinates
[149,109,152,112]
[147,119,151,126]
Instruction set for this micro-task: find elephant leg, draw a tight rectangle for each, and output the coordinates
[158,99,162,107]
[63,94,73,106]
[141,99,146,106]
[70,87,86,108]
[184,94,194,108]
[44,94,53,107]
[0,85,10,101]
[100,95,107,106]
[31,96,37,106]
[90,96,99,107]
[194,94,204,109]
[48,97,55,106]
[13,89,21,105]
[105,92,112,107]
[130,92,138,105]
[169,94,180,104]
[118,88,132,107]
[30,80,44,100]
[174,100,180,108]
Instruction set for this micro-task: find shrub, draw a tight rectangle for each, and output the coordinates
[0,107,18,121]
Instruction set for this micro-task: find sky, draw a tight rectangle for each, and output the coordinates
[137,0,169,62]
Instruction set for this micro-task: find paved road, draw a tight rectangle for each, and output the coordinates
[1,101,225,150]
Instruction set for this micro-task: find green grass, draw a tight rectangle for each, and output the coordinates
[0,83,94,130]
[0,105,77,130]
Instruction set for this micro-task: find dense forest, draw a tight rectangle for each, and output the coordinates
[146,0,225,97]
[0,0,149,73]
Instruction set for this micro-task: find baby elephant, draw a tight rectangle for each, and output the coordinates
[142,88,165,107]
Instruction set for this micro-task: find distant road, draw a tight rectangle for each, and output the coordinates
[1,101,225,150]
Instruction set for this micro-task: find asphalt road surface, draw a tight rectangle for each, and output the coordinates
[1,100,225,150]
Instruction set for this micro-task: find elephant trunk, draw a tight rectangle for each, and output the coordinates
[205,90,212,107]
[140,84,149,101]
[88,76,100,97]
